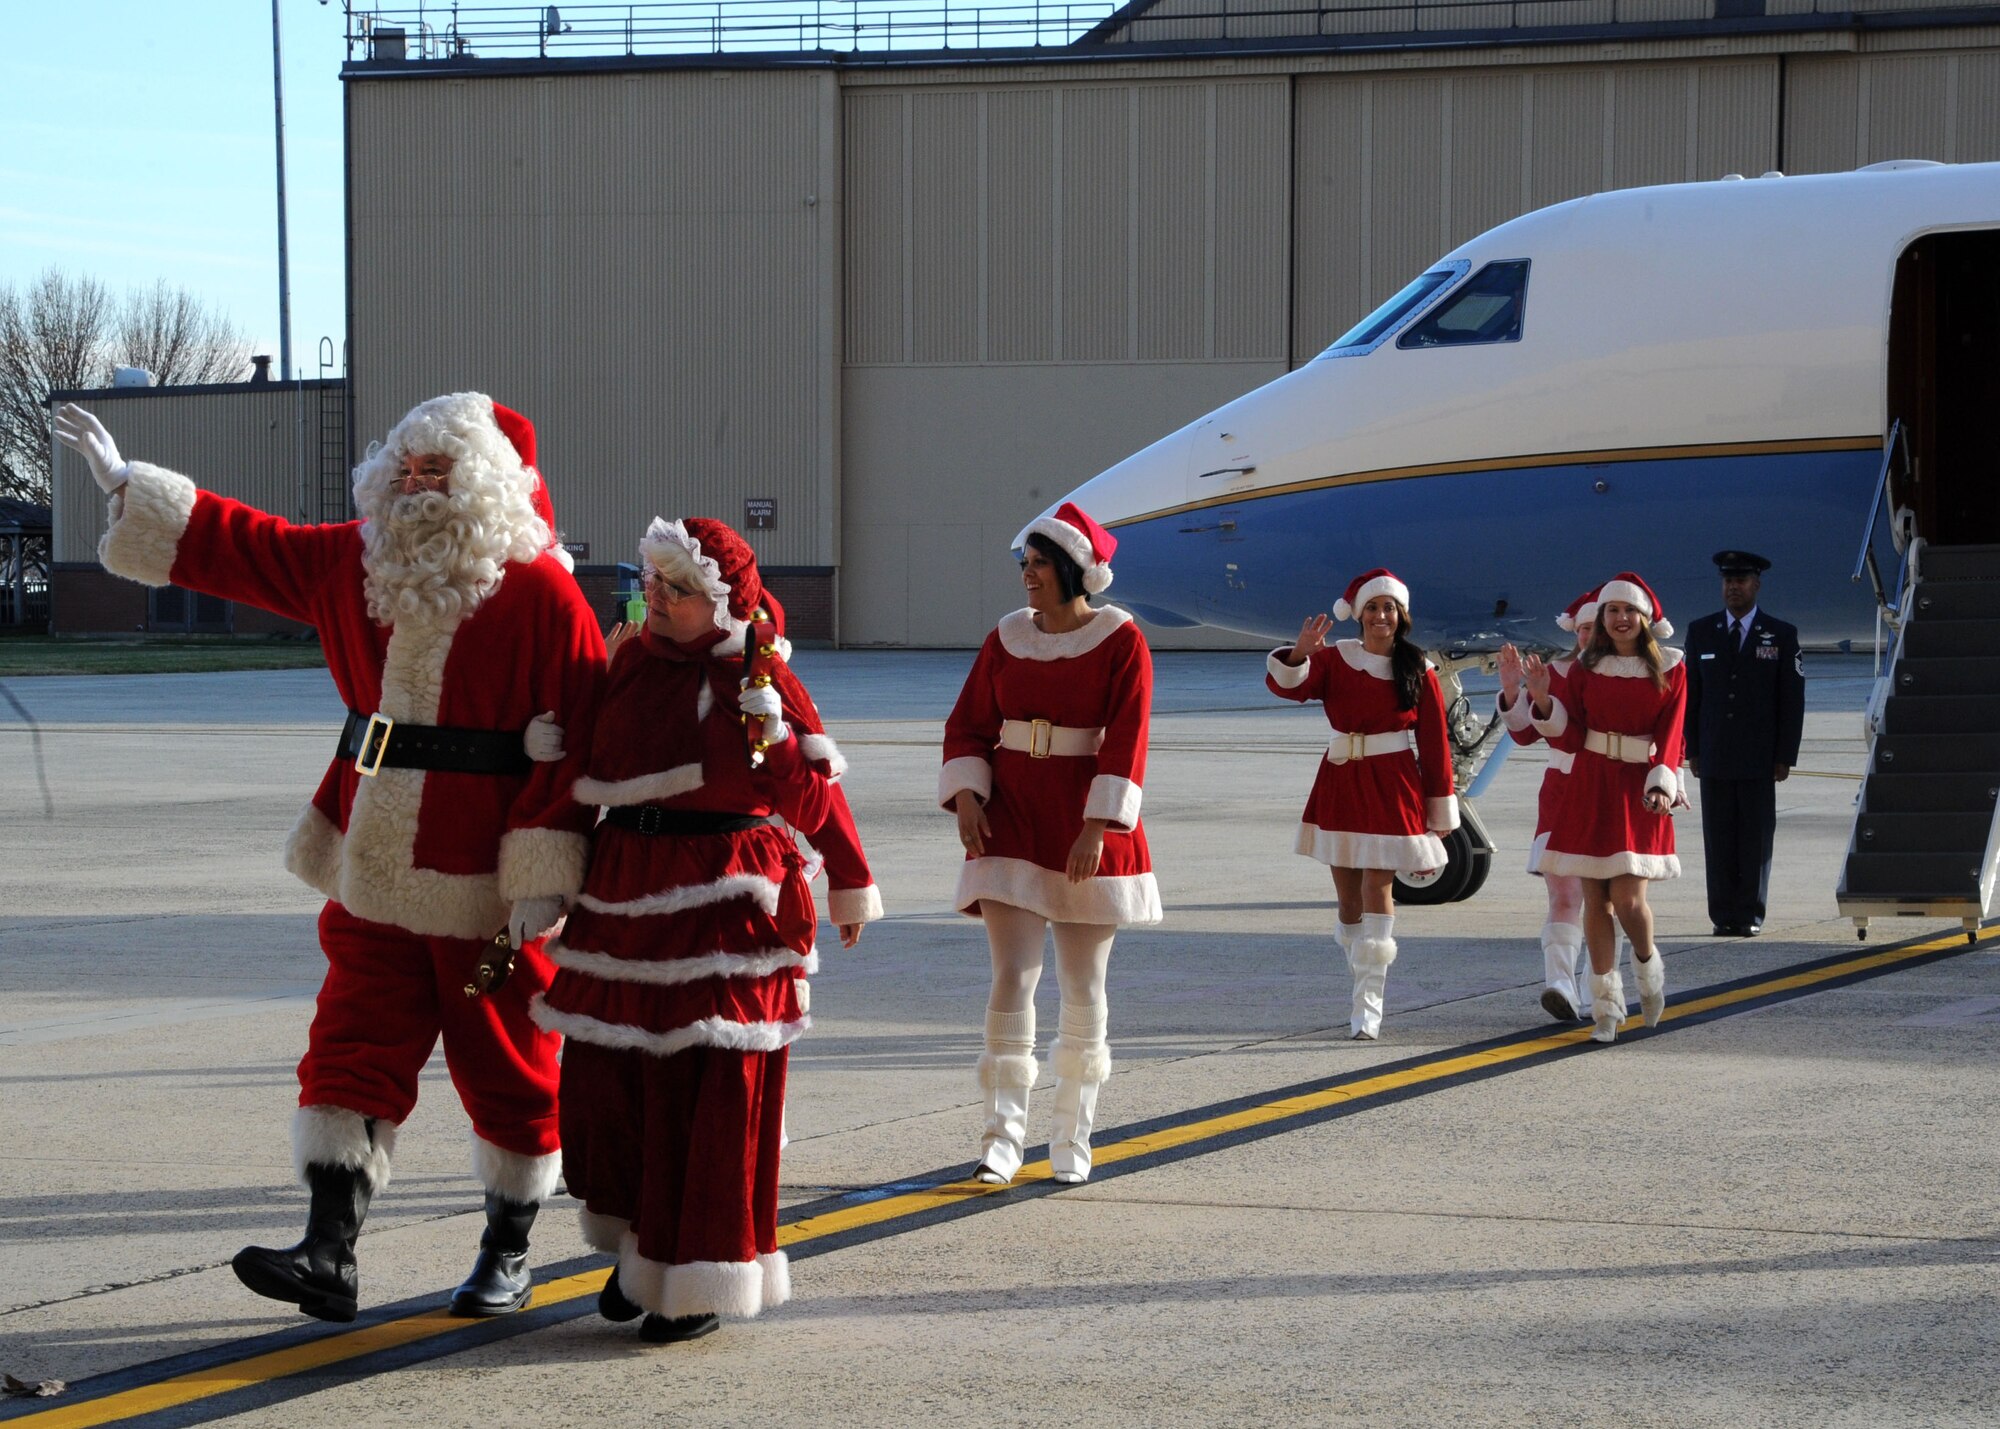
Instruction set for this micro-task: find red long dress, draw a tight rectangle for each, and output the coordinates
[1266,640,1458,871]
[533,624,872,1321]
[940,605,1161,926]
[1497,658,1576,876]
[1534,651,1688,880]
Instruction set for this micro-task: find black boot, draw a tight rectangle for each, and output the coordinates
[640,1312,719,1344]
[448,1195,538,1317]
[598,1267,643,1323]
[232,1163,371,1322]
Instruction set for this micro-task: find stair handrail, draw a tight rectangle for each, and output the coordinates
[1853,419,1913,622]
[1980,780,2000,922]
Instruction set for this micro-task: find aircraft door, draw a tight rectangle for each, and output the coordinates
[1888,230,2000,545]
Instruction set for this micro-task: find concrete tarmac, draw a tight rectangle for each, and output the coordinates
[1,651,1994,1427]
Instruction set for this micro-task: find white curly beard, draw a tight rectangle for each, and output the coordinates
[355,449,546,627]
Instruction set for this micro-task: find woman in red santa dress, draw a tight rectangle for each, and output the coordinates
[941,502,1160,1187]
[531,517,879,1346]
[1522,572,1686,1044]
[1266,569,1457,1040]
[1495,587,1604,1024]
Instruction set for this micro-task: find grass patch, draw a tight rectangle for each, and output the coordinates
[0,636,328,677]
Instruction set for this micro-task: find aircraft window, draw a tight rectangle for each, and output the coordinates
[1397,260,1529,348]
[1317,262,1468,358]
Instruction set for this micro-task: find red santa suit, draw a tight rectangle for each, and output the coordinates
[1265,640,1458,872]
[535,519,875,1323]
[939,604,1161,927]
[1533,652,1688,880]
[94,393,602,1201]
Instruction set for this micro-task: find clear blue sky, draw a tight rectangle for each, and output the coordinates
[3,0,349,377]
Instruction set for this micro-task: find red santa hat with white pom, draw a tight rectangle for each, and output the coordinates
[1332,568,1411,622]
[1595,571,1673,639]
[490,401,572,574]
[1013,501,1118,595]
[1555,585,1602,633]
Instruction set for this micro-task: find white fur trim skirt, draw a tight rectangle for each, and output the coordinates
[1294,823,1446,873]
[954,856,1162,927]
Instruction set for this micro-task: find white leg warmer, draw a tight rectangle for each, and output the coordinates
[1049,999,1109,1184]
[1349,913,1397,1039]
[1631,946,1667,1029]
[1590,968,1626,1044]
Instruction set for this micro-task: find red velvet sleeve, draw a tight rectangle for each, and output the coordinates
[171,491,351,626]
[940,633,1005,809]
[1084,627,1152,831]
[1264,646,1326,703]
[749,664,836,835]
[497,570,609,903]
[1415,667,1460,831]
[1646,663,1690,802]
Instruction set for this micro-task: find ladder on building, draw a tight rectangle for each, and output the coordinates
[316,339,350,523]
[1838,460,2000,939]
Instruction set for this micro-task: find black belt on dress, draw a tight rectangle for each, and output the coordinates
[601,807,782,836]
[337,710,533,777]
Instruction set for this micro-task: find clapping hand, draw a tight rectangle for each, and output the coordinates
[1522,652,1552,709]
[1497,643,1523,701]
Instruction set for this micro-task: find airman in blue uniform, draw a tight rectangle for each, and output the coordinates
[1682,551,1805,936]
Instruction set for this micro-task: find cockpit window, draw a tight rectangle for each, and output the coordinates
[1317,262,1468,358]
[1397,260,1529,348]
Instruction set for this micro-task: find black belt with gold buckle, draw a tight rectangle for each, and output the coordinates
[337,710,533,777]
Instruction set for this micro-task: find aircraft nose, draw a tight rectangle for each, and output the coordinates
[1060,427,1190,531]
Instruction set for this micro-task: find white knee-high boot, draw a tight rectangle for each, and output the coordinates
[1048,1001,1109,1185]
[1572,940,1596,1018]
[1335,917,1361,951]
[975,1009,1036,1184]
[1589,968,1626,1044]
[1349,913,1397,1040]
[1631,946,1667,1028]
[1539,921,1584,1021]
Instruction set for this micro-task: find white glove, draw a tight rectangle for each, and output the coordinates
[52,404,131,494]
[738,682,789,747]
[507,896,564,948]
[523,710,565,763]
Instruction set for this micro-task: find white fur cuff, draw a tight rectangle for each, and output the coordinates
[1049,1037,1112,1084]
[1084,774,1143,831]
[1496,691,1534,732]
[1266,649,1312,689]
[978,1051,1040,1089]
[1349,935,1398,972]
[939,755,993,810]
[498,827,589,902]
[827,883,884,924]
[293,1105,397,1191]
[1426,796,1460,833]
[1531,696,1569,739]
[1645,764,1680,803]
[471,1134,562,1203]
[798,732,848,779]
[98,462,197,588]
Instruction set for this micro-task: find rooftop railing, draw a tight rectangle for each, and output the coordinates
[341,0,1979,62]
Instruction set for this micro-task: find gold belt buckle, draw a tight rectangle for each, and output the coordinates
[1347,731,1367,762]
[1028,719,1054,759]
[355,712,395,778]
[1605,731,1626,762]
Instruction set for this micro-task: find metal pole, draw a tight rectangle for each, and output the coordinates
[271,0,295,381]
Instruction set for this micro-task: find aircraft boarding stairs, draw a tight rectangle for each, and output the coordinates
[1837,538,2000,939]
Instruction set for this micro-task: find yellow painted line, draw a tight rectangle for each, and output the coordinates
[21,924,1991,1428]
[1105,434,1882,528]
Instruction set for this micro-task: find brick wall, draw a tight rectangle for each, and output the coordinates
[762,568,834,643]
[52,565,147,635]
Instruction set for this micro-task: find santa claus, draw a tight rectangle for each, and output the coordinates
[54,394,605,1323]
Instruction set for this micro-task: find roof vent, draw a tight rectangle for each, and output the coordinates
[112,366,153,389]
[1857,159,1945,172]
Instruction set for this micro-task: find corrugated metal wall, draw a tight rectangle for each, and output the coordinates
[1787,49,2000,171]
[843,79,1291,365]
[1292,59,1781,359]
[348,69,837,572]
[52,387,326,564]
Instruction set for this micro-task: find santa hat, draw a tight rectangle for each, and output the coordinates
[1595,571,1674,639]
[1555,585,1602,633]
[1332,568,1410,622]
[489,401,573,574]
[1012,501,1117,595]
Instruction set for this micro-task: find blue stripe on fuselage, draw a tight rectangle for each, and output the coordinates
[1107,447,1887,648]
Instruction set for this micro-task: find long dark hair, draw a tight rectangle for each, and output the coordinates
[1024,532,1087,603]
[1387,606,1425,711]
